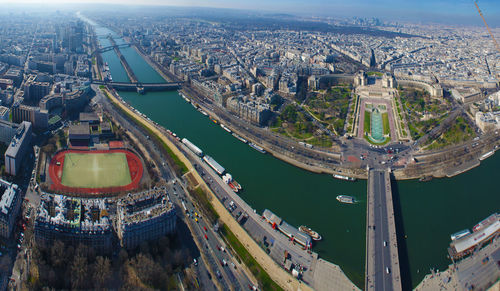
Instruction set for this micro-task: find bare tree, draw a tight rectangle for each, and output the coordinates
[50,240,65,268]
[93,256,111,290]
[70,254,88,289]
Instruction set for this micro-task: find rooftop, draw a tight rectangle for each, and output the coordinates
[79,112,99,123]
[5,121,31,158]
[36,193,111,233]
[69,122,90,136]
[118,187,174,226]
[0,179,19,218]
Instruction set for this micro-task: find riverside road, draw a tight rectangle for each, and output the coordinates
[95,85,255,290]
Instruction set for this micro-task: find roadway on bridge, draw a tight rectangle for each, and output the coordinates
[366,169,401,291]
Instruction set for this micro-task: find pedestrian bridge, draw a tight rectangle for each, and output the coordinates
[365,168,402,291]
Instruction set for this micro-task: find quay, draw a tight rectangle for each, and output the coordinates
[366,169,402,291]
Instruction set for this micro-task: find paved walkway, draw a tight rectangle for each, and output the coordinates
[415,237,500,291]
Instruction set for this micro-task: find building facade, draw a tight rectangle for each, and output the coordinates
[116,188,177,249]
[34,194,113,253]
[226,96,271,125]
[11,103,49,130]
[5,121,32,176]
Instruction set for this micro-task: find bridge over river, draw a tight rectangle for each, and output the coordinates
[92,80,183,92]
[91,43,131,56]
[365,168,402,291]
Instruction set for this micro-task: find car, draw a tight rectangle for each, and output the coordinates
[193,258,198,266]
[222,259,227,266]
[386,267,390,274]
[384,241,387,247]
[204,234,208,240]
[16,244,21,250]
[203,226,207,232]
[195,218,198,223]
[216,270,222,278]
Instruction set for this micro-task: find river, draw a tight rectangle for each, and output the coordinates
[92,24,500,289]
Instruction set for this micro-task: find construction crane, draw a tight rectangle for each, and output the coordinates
[474,1,500,84]
[474,1,500,54]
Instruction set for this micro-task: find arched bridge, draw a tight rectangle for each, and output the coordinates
[91,44,131,56]
[93,80,183,92]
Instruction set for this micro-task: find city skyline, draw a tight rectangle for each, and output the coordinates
[1,0,500,27]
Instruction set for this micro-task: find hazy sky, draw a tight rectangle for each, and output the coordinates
[1,0,500,26]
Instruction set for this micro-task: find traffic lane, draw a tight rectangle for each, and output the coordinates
[177,180,250,290]
[194,260,217,291]
[185,203,237,290]
[373,171,393,291]
[189,204,250,289]
[180,203,231,290]
[379,172,391,291]
[169,191,232,290]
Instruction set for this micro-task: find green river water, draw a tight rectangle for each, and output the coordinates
[94,25,500,289]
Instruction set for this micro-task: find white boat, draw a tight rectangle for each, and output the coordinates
[333,174,356,182]
[336,195,356,204]
[479,151,494,161]
[249,143,266,154]
[221,124,232,133]
[232,133,248,144]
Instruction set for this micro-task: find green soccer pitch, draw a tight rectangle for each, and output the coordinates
[60,152,132,188]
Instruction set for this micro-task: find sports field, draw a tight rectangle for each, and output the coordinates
[61,152,132,188]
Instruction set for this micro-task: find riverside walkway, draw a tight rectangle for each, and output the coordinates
[366,169,402,291]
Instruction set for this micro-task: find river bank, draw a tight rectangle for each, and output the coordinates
[93,21,500,288]
[103,86,316,291]
[127,35,500,183]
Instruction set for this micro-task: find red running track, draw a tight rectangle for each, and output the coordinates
[49,149,143,195]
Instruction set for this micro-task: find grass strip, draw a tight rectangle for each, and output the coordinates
[221,225,283,291]
[382,112,390,135]
[190,186,219,223]
[103,89,188,175]
[364,110,371,134]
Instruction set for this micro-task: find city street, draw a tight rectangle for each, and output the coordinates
[96,86,255,290]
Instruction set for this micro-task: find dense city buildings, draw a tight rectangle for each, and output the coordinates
[0,4,499,291]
